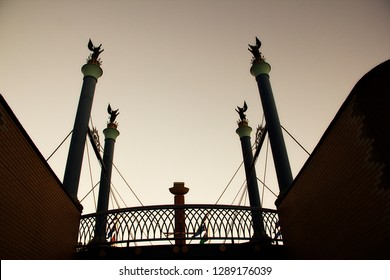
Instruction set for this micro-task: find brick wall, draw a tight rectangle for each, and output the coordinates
[0,95,82,259]
[277,60,390,259]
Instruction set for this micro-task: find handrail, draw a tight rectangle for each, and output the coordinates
[77,204,283,248]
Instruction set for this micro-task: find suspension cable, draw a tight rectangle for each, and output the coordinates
[237,180,248,206]
[46,130,73,161]
[215,160,244,204]
[281,125,311,156]
[85,141,97,209]
[79,181,100,203]
[231,179,247,205]
[261,136,270,205]
[109,184,122,209]
[257,177,278,197]
[216,123,265,205]
[110,182,128,209]
[112,162,144,207]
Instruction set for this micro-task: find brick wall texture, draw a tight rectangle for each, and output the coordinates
[0,95,81,259]
[278,60,390,259]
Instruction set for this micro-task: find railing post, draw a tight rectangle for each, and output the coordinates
[169,182,189,245]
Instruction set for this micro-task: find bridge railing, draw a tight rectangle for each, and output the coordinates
[77,204,283,248]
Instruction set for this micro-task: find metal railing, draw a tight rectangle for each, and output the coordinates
[77,204,283,248]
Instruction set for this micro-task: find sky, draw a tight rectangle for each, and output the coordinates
[0,0,389,214]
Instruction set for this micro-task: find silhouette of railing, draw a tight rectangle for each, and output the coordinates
[77,204,283,248]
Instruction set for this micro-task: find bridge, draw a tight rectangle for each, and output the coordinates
[77,204,285,259]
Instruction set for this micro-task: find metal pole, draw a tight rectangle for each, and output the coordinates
[236,121,265,238]
[250,61,293,199]
[63,63,103,199]
[95,123,119,243]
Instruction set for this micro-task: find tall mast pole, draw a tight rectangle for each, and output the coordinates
[95,105,120,243]
[248,37,293,201]
[63,40,103,200]
[235,102,265,238]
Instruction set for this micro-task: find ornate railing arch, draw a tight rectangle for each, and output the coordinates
[77,204,282,248]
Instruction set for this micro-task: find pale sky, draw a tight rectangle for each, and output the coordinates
[0,0,389,214]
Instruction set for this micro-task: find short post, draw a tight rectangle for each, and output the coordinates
[169,182,189,245]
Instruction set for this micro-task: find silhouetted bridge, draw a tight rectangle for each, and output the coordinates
[77,205,284,259]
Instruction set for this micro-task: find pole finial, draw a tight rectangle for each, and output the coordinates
[107,103,119,124]
[235,101,248,122]
[87,39,104,65]
[248,36,265,64]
